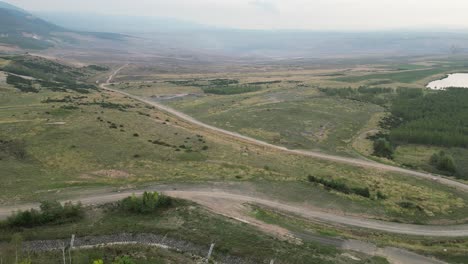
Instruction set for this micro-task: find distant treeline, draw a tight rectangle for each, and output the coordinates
[5,201,83,227]
[389,88,468,148]
[202,85,261,95]
[2,56,102,93]
[319,87,394,106]
[6,74,38,93]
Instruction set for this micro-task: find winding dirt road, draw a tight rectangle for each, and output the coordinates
[101,67,468,192]
[1,188,467,238]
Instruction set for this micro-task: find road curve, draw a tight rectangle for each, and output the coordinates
[165,190,468,237]
[100,67,468,193]
[1,188,467,237]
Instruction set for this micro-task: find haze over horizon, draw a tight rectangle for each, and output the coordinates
[4,0,468,31]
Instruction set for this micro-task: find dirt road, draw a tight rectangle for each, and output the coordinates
[100,67,468,193]
[165,190,468,237]
[1,188,467,238]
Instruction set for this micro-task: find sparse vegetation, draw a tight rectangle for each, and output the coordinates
[307,175,371,198]
[5,201,83,227]
[0,139,27,160]
[202,85,261,95]
[6,74,38,93]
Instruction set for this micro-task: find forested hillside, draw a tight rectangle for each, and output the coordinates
[389,88,468,148]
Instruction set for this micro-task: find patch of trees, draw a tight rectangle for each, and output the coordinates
[81,101,133,111]
[120,192,172,214]
[389,88,468,148]
[60,105,79,110]
[430,151,457,174]
[203,85,261,95]
[167,79,240,87]
[318,87,394,106]
[6,74,38,93]
[4,56,84,83]
[5,201,83,227]
[149,139,173,148]
[307,175,372,198]
[37,79,96,93]
[85,65,109,71]
[209,79,239,85]
[373,138,394,159]
[3,56,98,93]
[248,80,282,85]
[6,73,95,94]
[167,80,202,87]
[42,96,73,103]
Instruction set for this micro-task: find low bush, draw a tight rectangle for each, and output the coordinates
[307,175,371,198]
[120,192,172,214]
[6,201,83,227]
[373,138,394,159]
[430,151,457,173]
[202,85,261,95]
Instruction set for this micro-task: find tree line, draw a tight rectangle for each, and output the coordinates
[389,88,468,148]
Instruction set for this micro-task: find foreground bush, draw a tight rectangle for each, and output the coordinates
[307,175,371,198]
[6,201,83,227]
[120,192,172,214]
[430,151,457,173]
[373,138,394,159]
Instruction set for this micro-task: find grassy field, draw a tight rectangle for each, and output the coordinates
[118,80,383,155]
[0,199,388,264]
[394,145,468,177]
[2,55,468,225]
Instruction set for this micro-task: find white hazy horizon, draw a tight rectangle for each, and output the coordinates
[5,0,468,31]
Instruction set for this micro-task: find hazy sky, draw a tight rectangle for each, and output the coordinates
[6,0,468,30]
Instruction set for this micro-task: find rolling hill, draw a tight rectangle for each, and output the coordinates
[0,1,65,49]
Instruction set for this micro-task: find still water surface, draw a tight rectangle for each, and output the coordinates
[426,73,468,90]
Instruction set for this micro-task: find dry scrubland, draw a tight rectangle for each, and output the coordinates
[1,55,468,263]
[0,55,467,224]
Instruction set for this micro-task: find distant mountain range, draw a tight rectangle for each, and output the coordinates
[35,12,208,33]
[0,1,127,50]
[0,1,65,49]
[1,0,468,59]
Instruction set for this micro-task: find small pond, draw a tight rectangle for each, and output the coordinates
[427,73,468,90]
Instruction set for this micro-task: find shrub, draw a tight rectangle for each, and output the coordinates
[373,138,394,159]
[6,201,83,227]
[86,65,109,71]
[430,151,456,173]
[120,192,172,214]
[376,191,387,200]
[307,175,371,198]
